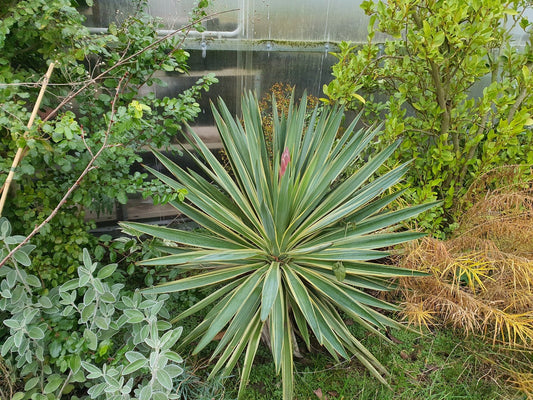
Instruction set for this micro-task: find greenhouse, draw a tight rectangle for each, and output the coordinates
[1,1,532,399]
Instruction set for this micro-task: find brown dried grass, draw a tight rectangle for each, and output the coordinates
[0,358,14,400]
[394,170,533,396]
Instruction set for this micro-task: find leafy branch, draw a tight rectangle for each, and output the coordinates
[41,9,236,124]
[0,7,235,270]
[0,73,127,269]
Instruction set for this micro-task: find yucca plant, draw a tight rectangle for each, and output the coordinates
[120,92,435,399]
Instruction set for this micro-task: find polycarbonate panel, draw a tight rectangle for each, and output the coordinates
[83,0,370,44]
[83,1,531,46]
[81,0,532,149]
[249,0,368,42]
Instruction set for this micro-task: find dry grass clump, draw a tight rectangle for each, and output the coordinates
[398,237,533,346]
[511,372,533,400]
[0,358,14,400]
[399,180,533,346]
[395,170,532,395]
[397,167,533,344]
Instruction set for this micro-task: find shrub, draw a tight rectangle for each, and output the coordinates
[0,217,185,400]
[324,0,533,234]
[121,93,436,399]
[0,0,216,285]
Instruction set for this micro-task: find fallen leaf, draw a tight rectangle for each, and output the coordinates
[314,388,326,400]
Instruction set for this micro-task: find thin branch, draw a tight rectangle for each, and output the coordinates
[0,62,55,216]
[507,79,531,124]
[41,9,237,124]
[56,369,73,400]
[0,74,127,269]
[80,125,94,157]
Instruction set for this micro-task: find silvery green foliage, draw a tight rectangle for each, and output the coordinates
[0,217,183,400]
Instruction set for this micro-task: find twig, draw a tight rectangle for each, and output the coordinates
[0,62,55,216]
[80,125,94,157]
[41,9,237,125]
[56,369,73,400]
[0,74,126,269]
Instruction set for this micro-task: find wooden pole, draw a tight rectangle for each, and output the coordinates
[0,62,55,216]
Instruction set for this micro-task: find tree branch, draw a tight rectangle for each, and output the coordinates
[0,74,127,269]
[0,62,55,216]
[41,9,236,124]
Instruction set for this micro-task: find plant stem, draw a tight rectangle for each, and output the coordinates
[57,369,73,400]
[41,10,235,124]
[0,74,125,269]
[0,62,55,216]
[458,111,490,186]
[507,86,530,124]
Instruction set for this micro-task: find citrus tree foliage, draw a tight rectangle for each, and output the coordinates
[121,93,435,399]
[324,0,533,233]
[0,0,216,283]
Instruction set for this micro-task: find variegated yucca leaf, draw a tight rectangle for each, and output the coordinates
[120,92,436,399]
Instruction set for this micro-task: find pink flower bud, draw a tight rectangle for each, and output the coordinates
[279,147,290,179]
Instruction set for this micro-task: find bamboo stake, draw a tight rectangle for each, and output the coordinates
[0,62,55,216]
